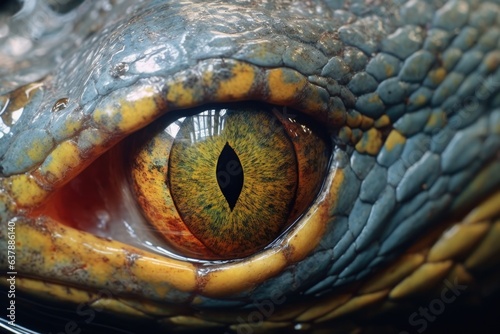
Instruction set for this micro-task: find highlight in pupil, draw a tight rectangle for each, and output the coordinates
[216,142,243,211]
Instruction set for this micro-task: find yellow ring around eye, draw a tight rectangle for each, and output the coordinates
[130,104,330,260]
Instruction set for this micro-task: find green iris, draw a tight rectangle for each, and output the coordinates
[168,107,298,257]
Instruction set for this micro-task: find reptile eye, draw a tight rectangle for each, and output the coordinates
[130,103,330,260]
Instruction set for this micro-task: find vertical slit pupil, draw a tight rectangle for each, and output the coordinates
[216,142,244,211]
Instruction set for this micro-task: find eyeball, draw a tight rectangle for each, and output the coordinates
[130,103,330,260]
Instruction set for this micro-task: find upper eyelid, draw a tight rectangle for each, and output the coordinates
[1,1,351,180]
[0,59,335,208]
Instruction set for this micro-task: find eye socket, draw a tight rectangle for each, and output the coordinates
[130,103,330,260]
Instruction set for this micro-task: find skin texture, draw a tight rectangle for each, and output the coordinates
[1,0,500,332]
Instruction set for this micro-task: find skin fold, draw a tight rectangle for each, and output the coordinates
[0,0,500,333]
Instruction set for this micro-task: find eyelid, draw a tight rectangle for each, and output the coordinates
[0,60,339,212]
[1,7,345,303]
[12,70,340,305]
[24,120,339,299]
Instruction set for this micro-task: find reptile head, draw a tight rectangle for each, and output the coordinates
[1,0,500,333]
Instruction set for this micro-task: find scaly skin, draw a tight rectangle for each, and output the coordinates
[1,0,500,333]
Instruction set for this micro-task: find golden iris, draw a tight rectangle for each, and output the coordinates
[130,104,330,260]
[169,109,297,257]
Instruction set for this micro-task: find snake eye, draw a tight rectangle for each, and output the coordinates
[130,103,330,260]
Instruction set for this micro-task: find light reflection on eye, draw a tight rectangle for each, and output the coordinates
[164,118,183,138]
